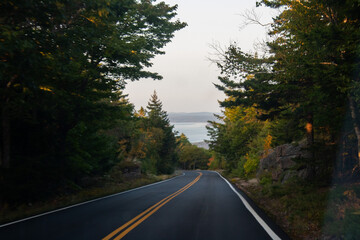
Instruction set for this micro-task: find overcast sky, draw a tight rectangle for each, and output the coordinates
[124,0,277,113]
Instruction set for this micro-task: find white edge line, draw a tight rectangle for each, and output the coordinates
[214,171,281,240]
[0,172,186,228]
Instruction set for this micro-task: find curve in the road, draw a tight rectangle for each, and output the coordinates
[0,171,289,240]
[103,172,202,240]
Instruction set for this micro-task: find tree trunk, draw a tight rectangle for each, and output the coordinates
[2,105,11,168]
[305,113,314,146]
[348,95,360,166]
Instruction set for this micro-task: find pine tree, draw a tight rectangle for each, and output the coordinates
[146,91,170,128]
[142,91,177,174]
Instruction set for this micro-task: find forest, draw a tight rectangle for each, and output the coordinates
[0,0,185,212]
[1,0,360,238]
[207,0,360,239]
[0,2,214,224]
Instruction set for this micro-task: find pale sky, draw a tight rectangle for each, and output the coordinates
[124,0,277,113]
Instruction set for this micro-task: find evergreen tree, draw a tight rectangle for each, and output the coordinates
[146,91,170,128]
[141,91,177,174]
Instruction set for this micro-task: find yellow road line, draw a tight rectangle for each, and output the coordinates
[103,172,202,240]
[103,173,200,240]
[113,174,201,240]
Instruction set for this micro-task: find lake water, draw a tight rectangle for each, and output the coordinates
[172,122,209,143]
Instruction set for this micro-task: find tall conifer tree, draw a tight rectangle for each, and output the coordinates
[143,91,177,174]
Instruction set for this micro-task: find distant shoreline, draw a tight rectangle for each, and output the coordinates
[168,112,218,123]
[193,141,209,150]
[169,112,218,145]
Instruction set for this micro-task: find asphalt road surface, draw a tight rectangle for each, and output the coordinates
[0,171,289,240]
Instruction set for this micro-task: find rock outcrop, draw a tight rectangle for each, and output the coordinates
[257,140,313,183]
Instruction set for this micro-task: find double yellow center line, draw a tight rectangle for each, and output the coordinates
[103,172,202,240]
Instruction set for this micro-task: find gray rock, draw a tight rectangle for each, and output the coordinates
[257,140,312,183]
[279,156,297,170]
[271,169,282,181]
[259,150,277,170]
[282,170,297,183]
[298,168,313,179]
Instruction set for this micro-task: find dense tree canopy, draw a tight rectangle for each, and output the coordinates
[176,133,210,170]
[210,0,360,179]
[0,0,185,202]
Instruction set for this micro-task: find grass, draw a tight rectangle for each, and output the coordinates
[224,169,360,240]
[255,181,328,239]
[221,170,329,240]
[322,183,360,240]
[0,172,178,225]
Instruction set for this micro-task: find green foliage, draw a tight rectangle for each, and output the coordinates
[243,152,260,176]
[177,142,211,170]
[210,0,360,181]
[270,111,304,146]
[259,174,272,186]
[207,106,264,172]
[208,1,360,238]
[246,177,329,239]
[231,157,247,178]
[208,105,272,177]
[0,0,185,203]
[263,180,328,221]
[127,91,178,175]
[66,123,118,176]
[207,151,226,170]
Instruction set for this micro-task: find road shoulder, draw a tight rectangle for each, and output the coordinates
[213,171,291,240]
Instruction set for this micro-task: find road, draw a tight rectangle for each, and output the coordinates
[0,171,289,240]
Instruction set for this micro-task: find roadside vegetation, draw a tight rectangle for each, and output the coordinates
[0,0,187,224]
[1,0,359,239]
[0,1,212,223]
[176,133,211,170]
[207,0,360,239]
[0,167,177,225]
[0,86,209,224]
